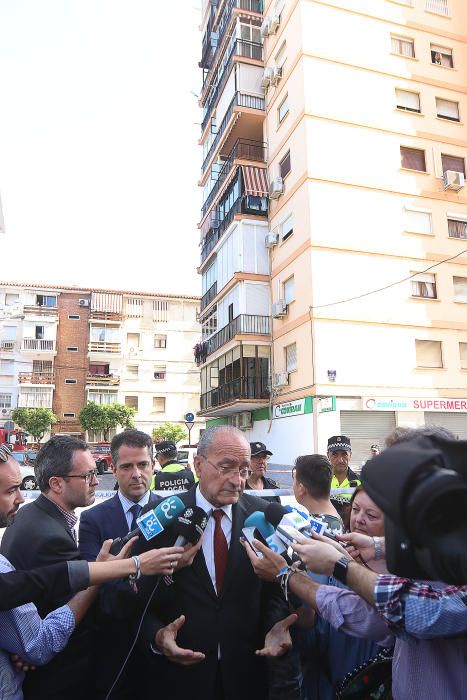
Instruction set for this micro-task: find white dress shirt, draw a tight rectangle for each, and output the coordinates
[196,487,232,592]
[117,489,152,531]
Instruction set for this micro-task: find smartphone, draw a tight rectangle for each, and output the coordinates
[276,524,303,544]
[241,527,266,557]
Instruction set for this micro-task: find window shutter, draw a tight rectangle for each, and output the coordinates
[415,340,442,367]
[436,98,459,120]
[404,209,432,234]
[396,89,420,111]
[453,277,467,302]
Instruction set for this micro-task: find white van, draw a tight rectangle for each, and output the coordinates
[177,445,197,469]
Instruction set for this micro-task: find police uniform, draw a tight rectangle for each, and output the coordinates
[152,460,195,492]
[328,435,361,500]
[245,441,281,503]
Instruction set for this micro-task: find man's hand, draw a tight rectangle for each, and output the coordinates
[337,533,376,561]
[139,547,184,576]
[176,537,203,570]
[241,538,287,582]
[96,537,139,562]
[9,654,36,673]
[154,615,206,665]
[256,613,298,657]
[291,535,349,575]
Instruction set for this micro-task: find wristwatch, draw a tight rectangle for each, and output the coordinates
[372,536,383,561]
[332,556,350,584]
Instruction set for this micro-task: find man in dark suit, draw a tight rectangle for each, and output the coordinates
[0,435,99,700]
[137,426,300,700]
[79,428,161,698]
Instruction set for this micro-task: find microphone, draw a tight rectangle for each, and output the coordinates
[244,511,288,555]
[172,506,210,546]
[265,502,311,534]
[109,495,185,555]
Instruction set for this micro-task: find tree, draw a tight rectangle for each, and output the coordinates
[152,422,188,445]
[12,407,57,443]
[78,402,136,442]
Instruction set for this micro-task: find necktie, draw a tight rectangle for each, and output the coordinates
[213,509,228,594]
[129,503,142,531]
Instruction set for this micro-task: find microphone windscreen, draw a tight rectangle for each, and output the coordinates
[244,511,275,539]
[264,502,288,528]
[172,506,209,545]
[153,495,186,528]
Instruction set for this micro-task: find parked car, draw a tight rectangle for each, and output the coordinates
[13,451,36,466]
[19,463,38,490]
[177,446,197,470]
[90,444,113,475]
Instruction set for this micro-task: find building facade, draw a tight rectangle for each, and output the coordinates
[198,0,467,467]
[0,283,204,444]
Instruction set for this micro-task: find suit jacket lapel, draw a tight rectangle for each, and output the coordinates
[34,494,77,546]
[112,494,132,536]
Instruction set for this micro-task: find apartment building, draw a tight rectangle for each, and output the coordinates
[197,0,467,466]
[0,283,203,444]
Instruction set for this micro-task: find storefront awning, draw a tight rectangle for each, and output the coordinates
[242,166,268,197]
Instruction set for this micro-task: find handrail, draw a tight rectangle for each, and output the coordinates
[200,375,269,410]
[206,313,270,355]
[201,281,218,311]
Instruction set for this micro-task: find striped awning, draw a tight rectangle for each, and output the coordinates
[242,166,268,197]
[91,292,123,313]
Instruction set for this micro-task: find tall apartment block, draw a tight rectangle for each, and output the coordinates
[0,283,204,444]
[197,0,467,466]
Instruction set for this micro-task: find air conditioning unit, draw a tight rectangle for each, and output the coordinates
[270,12,281,34]
[261,66,274,90]
[78,299,90,307]
[273,371,289,388]
[271,65,282,86]
[260,16,271,38]
[239,411,253,430]
[269,177,284,199]
[272,299,288,318]
[265,230,279,248]
[231,414,241,429]
[443,170,465,192]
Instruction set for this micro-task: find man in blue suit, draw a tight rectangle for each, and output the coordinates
[79,428,161,699]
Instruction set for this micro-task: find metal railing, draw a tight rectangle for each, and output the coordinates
[90,310,123,321]
[201,282,218,311]
[23,305,58,315]
[206,314,270,355]
[200,375,269,410]
[22,339,56,352]
[89,341,121,354]
[425,0,449,16]
[0,341,15,352]
[201,139,266,219]
[18,373,55,384]
[201,195,243,262]
[201,38,263,132]
[86,373,120,385]
[201,91,265,174]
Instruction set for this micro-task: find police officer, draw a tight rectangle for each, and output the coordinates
[327,435,361,499]
[244,441,281,503]
[151,441,195,492]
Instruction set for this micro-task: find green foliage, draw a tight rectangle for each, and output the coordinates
[12,407,57,443]
[78,402,136,441]
[152,422,188,444]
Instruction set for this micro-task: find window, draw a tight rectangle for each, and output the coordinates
[279,151,291,178]
[415,339,443,368]
[448,218,467,239]
[153,300,169,323]
[459,343,467,370]
[154,334,167,348]
[154,367,167,380]
[411,272,437,298]
[228,303,234,323]
[126,365,139,377]
[404,208,432,235]
[5,294,19,306]
[35,326,44,340]
[400,146,426,172]
[67,346,78,352]
[430,44,453,67]
[36,294,57,307]
[126,298,144,318]
[426,0,450,18]
[278,95,289,124]
[285,343,297,372]
[68,314,80,320]
[0,360,14,374]
[201,309,217,340]
[127,333,140,350]
[391,35,415,58]
[275,39,286,67]
[125,396,138,410]
[63,412,76,418]
[442,154,465,175]
[283,276,295,304]
[280,213,293,242]
[436,98,460,122]
[0,394,12,409]
[395,89,421,113]
[88,391,117,405]
[152,396,166,413]
[18,387,53,408]
[453,277,467,302]
[33,360,52,375]
[65,379,77,384]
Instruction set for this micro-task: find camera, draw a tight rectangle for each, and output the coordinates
[361,434,467,583]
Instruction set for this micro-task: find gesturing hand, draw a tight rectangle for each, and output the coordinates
[139,546,184,576]
[154,615,206,666]
[241,537,286,582]
[256,614,298,657]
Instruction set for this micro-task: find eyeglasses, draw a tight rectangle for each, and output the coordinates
[203,457,251,479]
[63,469,98,484]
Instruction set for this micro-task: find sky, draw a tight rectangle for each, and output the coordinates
[0,0,203,296]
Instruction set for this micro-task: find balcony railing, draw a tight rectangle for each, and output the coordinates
[86,373,120,385]
[201,39,263,132]
[18,373,55,384]
[425,0,449,16]
[200,376,269,411]
[23,305,58,315]
[201,282,218,312]
[90,310,123,321]
[205,314,270,356]
[0,341,15,352]
[201,139,266,219]
[89,341,121,354]
[22,339,56,352]
[201,91,265,174]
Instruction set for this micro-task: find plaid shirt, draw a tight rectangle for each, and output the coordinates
[374,575,467,639]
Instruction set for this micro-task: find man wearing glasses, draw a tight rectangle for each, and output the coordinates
[244,442,280,503]
[0,435,99,700]
[137,426,299,700]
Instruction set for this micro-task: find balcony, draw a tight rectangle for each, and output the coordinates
[201,139,266,219]
[0,341,15,352]
[201,282,218,312]
[201,91,265,175]
[23,304,58,316]
[200,376,269,412]
[21,339,56,353]
[203,314,270,358]
[86,373,120,386]
[90,310,122,322]
[201,39,263,133]
[18,373,55,385]
[89,341,121,354]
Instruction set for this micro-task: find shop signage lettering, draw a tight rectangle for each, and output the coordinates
[364,397,467,412]
[273,399,305,419]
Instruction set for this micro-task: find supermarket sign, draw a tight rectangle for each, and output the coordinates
[273,399,305,419]
[364,397,467,412]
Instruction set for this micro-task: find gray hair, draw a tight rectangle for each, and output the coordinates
[197,425,248,457]
[385,424,457,448]
[35,435,89,492]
